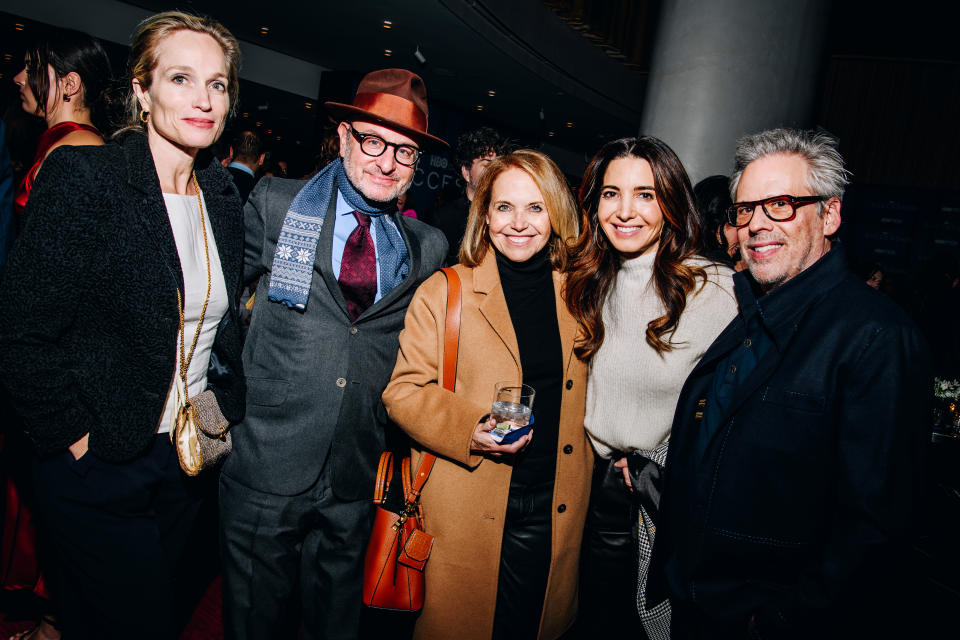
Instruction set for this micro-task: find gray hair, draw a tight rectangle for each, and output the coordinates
[729,128,851,206]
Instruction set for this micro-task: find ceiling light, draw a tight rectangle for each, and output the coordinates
[255,121,261,127]
[384,49,393,57]
[383,19,392,29]
[487,90,496,97]
[14,23,24,31]
[242,112,249,118]
[566,121,574,128]
[413,46,426,64]
[476,105,484,111]
[267,129,273,134]
[548,132,555,137]
[3,54,11,61]
[259,26,269,35]
[304,102,312,109]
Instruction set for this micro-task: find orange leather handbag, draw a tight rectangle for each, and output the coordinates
[362,268,461,611]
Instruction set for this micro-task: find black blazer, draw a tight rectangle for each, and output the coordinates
[0,132,246,462]
[648,247,931,637]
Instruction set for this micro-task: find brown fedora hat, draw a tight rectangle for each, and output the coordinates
[325,68,449,151]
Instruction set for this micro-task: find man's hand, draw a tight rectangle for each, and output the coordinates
[68,433,90,460]
[614,456,633,492]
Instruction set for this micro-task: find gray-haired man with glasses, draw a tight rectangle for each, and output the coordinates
[648,128,931,638]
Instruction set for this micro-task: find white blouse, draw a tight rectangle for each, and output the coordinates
[157,192,228,434]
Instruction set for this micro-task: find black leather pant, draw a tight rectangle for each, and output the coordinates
[573,457,647,638]
[491,480,553,640]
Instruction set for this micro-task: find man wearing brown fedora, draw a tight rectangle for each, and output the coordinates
[219,69,449,640]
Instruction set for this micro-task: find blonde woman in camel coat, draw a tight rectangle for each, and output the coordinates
[383,150,592,639]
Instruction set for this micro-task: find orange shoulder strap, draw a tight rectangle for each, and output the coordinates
[407,267,461,499]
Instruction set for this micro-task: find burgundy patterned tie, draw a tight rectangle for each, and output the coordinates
[338,211,377,320]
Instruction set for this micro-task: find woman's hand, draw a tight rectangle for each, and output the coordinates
[614,456,633,492]
[69,433,90,460]
[470,416,532,457]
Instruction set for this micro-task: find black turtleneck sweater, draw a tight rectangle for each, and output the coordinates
[495,246,563,486]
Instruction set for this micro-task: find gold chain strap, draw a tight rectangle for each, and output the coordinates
[176,171,212,408]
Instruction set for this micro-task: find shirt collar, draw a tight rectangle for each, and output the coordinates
[336,190,353,216]
[733,243,850,351]
[227,161,255,177]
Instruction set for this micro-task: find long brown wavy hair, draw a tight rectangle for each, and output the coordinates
[564,136,707,361]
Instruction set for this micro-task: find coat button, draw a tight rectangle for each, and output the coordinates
[729,365,737,375]
[336,377,347,388]
[350,326,358,335]
[557,504,566,513]
[565,380,573,390]
[743,338,752,347]
[563,445,573,454]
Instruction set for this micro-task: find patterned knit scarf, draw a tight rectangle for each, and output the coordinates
[267,158,409,310]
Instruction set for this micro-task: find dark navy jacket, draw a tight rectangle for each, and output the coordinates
[649,245,931,638]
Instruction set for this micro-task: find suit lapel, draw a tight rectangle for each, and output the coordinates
[688,318,743,381]
[475,253,521,373]
[315,189,350,317]
[123,134,183,293]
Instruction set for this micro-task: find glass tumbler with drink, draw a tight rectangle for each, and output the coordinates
[489,382,535,445]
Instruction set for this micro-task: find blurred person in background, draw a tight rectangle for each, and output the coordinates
[0,12,246,639]
[0,122,13,276]
[12,27,112,221]
[694,175,746,272]
[226,129,264,202]
[4,27,112,640]
[424,126,512,265]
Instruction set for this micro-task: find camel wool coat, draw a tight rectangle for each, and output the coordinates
[382,253,593,639]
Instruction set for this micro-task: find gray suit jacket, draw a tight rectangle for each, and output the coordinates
[224,176,447,498]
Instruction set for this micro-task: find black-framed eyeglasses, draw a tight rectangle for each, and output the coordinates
[348,125,420,166]
[726,194,829,228]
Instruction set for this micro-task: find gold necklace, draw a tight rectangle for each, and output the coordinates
[176,171,212,409]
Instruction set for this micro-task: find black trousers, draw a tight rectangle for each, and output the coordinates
[491,480,553,640]
[219,465,374,640]
[31,434,203,640]
[573,457,647,638]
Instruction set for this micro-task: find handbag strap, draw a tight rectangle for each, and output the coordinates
[373,451,394,505]
[440,268,461,392]
[405,267,461,501]
[401,457,412,497]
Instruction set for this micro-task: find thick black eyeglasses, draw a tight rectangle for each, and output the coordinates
[726,194,829,228]
[348,126,420,166]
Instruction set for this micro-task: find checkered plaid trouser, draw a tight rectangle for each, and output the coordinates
[636,443,672,640]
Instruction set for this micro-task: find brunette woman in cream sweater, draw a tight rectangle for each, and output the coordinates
[564,137,737,638]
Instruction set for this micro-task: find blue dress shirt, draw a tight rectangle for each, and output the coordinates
[332,191,391,302]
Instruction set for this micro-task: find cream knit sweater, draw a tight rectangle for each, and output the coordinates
[584,251,738,457]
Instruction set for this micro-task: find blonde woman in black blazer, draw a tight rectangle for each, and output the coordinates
[0,12,245,639]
